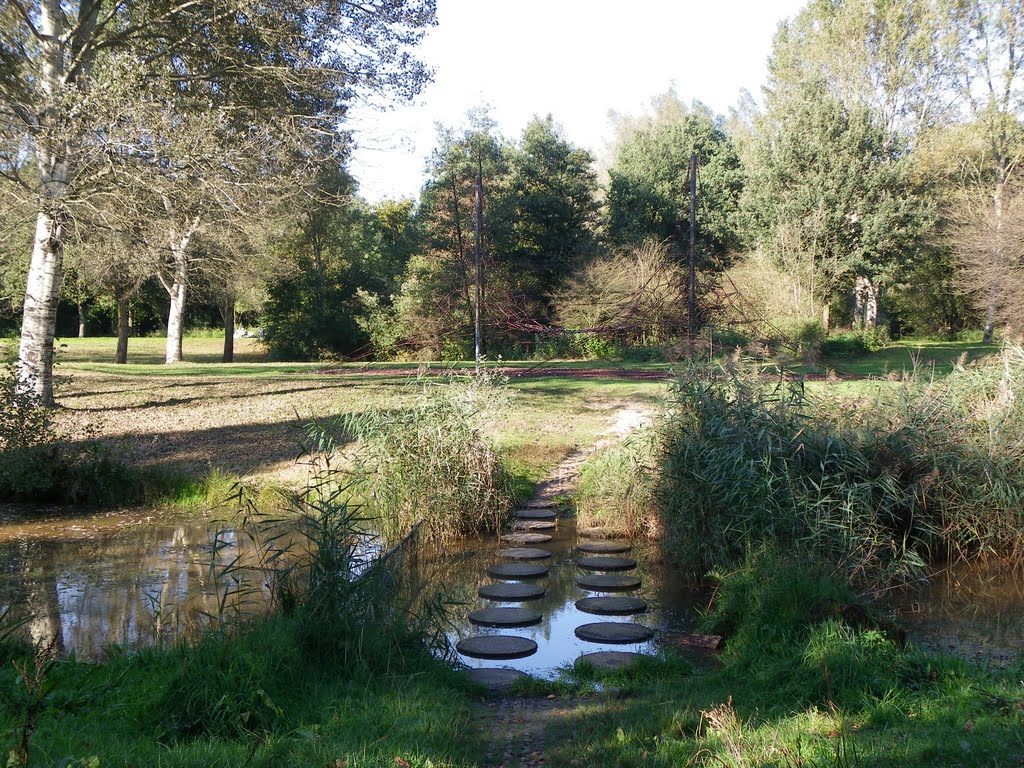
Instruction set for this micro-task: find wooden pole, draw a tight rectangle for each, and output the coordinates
[474,169,484,369]
[688,152,697,338]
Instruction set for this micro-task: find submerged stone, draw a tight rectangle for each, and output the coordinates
[574,622,653,644]
[576,556,637,572]
[576,574,641,592]
[479,582,546,601]
[465,667,529,689]
[500,532,553,545]
[575,596,648,616]
[575,651,646,670]
[457,634,538,660]
[486,562,549,579]
[576,541,632,554]
[511,519,557,531]
[468,607,543,628]
[513,509,557,521]
[498,547,553,560]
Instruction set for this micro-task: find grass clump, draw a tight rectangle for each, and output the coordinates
[655,346,1024,586]
[347,371,516,543]
[576,431,660,538]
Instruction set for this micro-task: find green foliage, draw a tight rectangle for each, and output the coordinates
[823,328,889,358]
[606,93,743,260]
[655,348,1024,586]
[576,432,659,538]
[345,371,515,543]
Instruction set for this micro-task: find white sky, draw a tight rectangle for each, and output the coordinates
[347,0,809,202]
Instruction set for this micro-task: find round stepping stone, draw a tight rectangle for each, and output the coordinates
[468,607,543,628]
[457,635,538,660]
[576,574,641,592]
[466,667,528,689]
[576,556,637,572]
[576,541,632,554]
[513,509,557,520]
[577,528,625,539]
[512,519,557,531]
[486,562,549,579]
[479,582,546,601]
[498,547,552,560]
[576,651,646,670]
[575,596,648,616]
[525,500,556,509]
[575,622,653,644]
[500,532,553,545]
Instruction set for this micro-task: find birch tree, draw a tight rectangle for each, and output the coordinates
[0,1,435,402]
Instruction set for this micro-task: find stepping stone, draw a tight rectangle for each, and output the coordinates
[498,547,552,560]
[576,541,632,554]
[479,582,546,601]
[457,635,538,660]
[513,509,557,520]
[466,667,529,690]
[576,574,641,592]
[576,556,637,572]
[500,532,553,545]
[524,500,557,509]
[575,651,646,670]
[468,607,543,628]
[486,562,549,579]
[577,528,626,539]
[512,519,557,531]
[574,622,653,644]
[575,596,648,616]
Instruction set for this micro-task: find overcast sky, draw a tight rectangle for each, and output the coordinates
[347,0,809,202]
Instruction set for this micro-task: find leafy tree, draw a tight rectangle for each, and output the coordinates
[0,0,435,402]
[605,93,744,263]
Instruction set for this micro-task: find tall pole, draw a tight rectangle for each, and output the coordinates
[688,152,697,338]
[474,168,484,370]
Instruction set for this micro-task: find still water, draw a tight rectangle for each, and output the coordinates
[2,505,1022,673]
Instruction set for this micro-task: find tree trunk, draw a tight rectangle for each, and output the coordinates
[116,290,130,364]
[162,219,198,364]
[222,298,235,363]
[983,179,1004,344]
[77,302,86,337]
[18,208,65,406]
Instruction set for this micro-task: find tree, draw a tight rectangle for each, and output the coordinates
[605,92,744,263]
[0,1,435,402]
[943,0,1024,341]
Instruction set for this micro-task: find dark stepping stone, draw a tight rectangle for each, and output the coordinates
[513,509,557,520]
[525,500,556,509]
[457,634,538,660]
[486,562,549,579]
[479,582,546,601]
[466,667,529,689]
[576,556,637,572]
[512,519,557,531]
[500,532,553,545]
[468,607,543,628]
[576,574,641,592]
[577,528,626,539]
[576,541,632,554]
[498,547,552,560]
[575,622,653,644]
[576,651,646,670]
[575,596,648,616]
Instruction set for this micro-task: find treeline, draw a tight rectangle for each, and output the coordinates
[2,0,1022,373]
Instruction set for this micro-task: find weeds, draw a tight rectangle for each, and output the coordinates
[576,431,660,538]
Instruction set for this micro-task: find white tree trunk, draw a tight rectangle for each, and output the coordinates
[18,209,65,405]
[165,248,189,364]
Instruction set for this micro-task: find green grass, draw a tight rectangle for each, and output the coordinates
[812,339,1000,378]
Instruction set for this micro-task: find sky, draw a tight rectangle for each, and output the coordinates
[347,0,810,202]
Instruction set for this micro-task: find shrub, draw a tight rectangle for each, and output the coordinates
[342,371,515,543]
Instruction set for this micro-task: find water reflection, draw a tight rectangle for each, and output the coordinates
[426,518,708,678]
[0,510,273,658]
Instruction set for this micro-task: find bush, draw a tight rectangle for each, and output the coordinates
[654,347,1024,587]
[341,371,515,543]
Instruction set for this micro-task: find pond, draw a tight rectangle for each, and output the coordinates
[2,504,1022,674]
